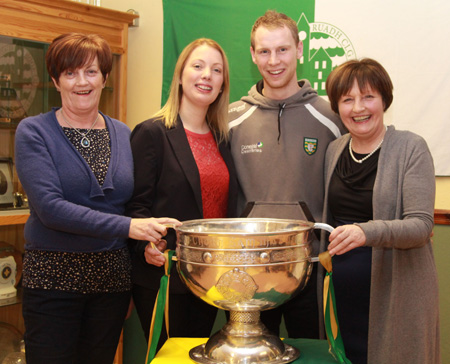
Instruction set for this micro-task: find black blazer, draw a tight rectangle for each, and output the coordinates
[126,116,238,292]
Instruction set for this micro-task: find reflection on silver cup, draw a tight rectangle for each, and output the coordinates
[173,218,333,364]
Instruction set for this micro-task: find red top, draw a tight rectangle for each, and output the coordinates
[185,129,229,218]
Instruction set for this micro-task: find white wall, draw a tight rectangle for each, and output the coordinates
[102,0,163,130]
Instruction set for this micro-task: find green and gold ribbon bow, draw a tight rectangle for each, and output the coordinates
[145,249,176,364]
[319,251,352,364]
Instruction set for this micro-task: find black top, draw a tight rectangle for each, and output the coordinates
[328,142,379,223]
[327,142,380,364]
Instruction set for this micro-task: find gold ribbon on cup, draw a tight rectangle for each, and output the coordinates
[319,251,352,363]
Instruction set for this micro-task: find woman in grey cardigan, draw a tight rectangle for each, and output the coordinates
[321,58,440,364]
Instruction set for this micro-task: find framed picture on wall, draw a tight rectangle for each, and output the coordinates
[0,157,14,207]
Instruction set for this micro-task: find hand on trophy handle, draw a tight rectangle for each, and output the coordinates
[129,217,181,242]
[144,239,167,266]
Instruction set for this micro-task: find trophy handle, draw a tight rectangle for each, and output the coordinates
[313,222,334,233]
[310,222,334,262]
[162,223,180,260]
[148,223,179,257]
[163,223,179,230]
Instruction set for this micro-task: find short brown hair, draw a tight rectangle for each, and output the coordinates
[326,58,393,114]
[46,33,112,84]
[251,10,300,49]
[154,38,230,142]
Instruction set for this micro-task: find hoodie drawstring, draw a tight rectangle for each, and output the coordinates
[277,103,286,143]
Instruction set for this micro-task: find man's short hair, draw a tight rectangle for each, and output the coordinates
[251,10,300,49]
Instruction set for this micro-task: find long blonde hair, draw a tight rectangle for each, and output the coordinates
[153,38,230,142]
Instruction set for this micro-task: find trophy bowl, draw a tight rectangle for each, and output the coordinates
[173,218,333,364]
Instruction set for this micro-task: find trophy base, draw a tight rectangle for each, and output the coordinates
[189,311,300,364]
[190,343,299,364]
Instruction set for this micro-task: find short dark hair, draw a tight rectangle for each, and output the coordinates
[46,33,112,83]
[251,10,300,49]
[326,58,393,114]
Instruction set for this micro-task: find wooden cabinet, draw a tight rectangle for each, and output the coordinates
[0,1,138,363]
[0,0,137,122]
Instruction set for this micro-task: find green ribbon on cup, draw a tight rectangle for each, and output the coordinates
[319,251,352,364]
[145,249,176,364]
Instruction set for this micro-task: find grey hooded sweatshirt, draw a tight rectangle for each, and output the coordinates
[229,79,346,242]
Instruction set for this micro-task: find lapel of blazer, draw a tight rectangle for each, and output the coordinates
[166,118,203,216]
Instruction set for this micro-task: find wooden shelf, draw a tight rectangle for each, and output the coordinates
[0,0,138,53]
[0,210,29,226]
[435,209,450,225]
[0,287,22,308]
[0,0,138,123]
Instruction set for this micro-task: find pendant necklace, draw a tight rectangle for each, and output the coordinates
[60,109,100,148]
[349,126,387,164]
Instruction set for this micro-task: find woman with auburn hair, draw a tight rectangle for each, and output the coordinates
[15,33,178,364]
[321,58,440,364]
[126,38,237,351]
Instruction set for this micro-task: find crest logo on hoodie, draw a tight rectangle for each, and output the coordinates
[304,137,317,155]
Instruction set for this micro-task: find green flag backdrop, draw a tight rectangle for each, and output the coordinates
[162,0,315,105]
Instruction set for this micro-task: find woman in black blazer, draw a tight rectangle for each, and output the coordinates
[126,38,237,351]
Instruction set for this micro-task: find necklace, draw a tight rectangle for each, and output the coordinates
[349,127,387,164]
[60,109,100,148]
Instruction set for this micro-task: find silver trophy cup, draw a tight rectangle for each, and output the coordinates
[172,218,333,364]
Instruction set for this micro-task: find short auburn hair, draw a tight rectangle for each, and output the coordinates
[46,33,112,84]
[326,58,393,114]
[251,10,300,49]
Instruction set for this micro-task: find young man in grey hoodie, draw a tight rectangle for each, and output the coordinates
[228,10,346,339]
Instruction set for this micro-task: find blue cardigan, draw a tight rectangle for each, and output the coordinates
[15,109,133,252]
